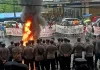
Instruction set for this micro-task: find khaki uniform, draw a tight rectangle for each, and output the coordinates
[8,45,15,61]
[2,47,10,61]
[12,46,22,63]
[73,42,84,57]
[59,42,72,70]
[23,46,34,70]
[85,42,94,57]
[85,42,94,69]
[0,47,4,70]
[46,44,57,70]
[34,44,45,70]
[23,46,34,59]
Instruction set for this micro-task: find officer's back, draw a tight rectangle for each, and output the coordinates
[73,37,84,57]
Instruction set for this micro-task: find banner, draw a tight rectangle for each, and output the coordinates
[55,25,84,34]
[6,28,22,36]
[93,26,100,35]
[6,26,56,37]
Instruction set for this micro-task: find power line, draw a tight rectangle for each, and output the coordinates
[0,2,100,8]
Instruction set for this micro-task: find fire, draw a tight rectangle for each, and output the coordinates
[22,17,34,46]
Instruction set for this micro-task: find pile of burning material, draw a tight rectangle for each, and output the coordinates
[19,0,46,46]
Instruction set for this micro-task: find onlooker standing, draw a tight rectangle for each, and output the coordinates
[84,39,94,70]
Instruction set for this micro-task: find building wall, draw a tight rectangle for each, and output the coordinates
[89,8,100,17]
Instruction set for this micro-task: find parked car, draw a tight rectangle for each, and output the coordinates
[60,18,82,26]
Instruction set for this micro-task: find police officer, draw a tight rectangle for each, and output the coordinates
[73,37,84,58]
[12,43,22,63]
[34,39,45,70]
[84,39,94,70]
[23,41,34,70]
[46,39,50,45]
[0,42,4,70]
[8,41,15,61]
[46,40,57,70]
[59,38,72,70]
[73,37,84,68]
[2,43,10,63]
[95,35,100,68]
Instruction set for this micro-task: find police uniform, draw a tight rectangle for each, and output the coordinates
[73,41,84,68]
[0,47,4,70]
[84,41,94,70]
[12,46,22,63]
[2,46,10,62]
[23,45,34,70]
[34,44,45,70]
[59,41,72,70]
[73,42,84,58]
[46,43,57,70]
[8,44,15,61]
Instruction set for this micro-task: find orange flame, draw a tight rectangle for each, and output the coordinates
[22,16,34,46]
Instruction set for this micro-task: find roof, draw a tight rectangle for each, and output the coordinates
[0,12,22,19]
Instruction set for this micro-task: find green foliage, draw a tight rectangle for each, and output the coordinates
[0,0,22,13]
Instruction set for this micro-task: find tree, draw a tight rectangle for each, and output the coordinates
[0,0,22,13]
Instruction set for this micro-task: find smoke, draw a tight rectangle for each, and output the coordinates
[19,0,46,40]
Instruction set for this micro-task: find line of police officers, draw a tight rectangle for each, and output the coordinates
[0,35,100,70]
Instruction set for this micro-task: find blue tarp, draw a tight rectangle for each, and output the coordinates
[0,12,22,19]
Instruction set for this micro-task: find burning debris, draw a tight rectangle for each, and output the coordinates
[19,0,46,46]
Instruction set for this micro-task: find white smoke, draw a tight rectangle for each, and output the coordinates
[19,0,46,40]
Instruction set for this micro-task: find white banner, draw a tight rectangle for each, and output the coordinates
[93,26,100,35]
[55,25,84,34]
[6,26,56,37]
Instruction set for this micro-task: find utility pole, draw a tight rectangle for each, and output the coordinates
[13,0,16,18]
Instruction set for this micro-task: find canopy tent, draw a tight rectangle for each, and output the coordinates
[83,14,92,17]
[0,12,22,19]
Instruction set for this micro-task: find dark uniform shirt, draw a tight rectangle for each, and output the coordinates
[23,46,34,59]
[8,45,14,56]
[12,47,22,61]
[59,42,72,56]
[2,47,10,61]
[34,44,45,61]
[84,42,94,57]
[46,44,57,59]
[73,42,84,57]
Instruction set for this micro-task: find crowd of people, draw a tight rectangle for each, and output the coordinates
[0,35,100,70]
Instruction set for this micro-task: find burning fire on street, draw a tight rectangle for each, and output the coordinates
[19,0,46,46]
[22,17,34,46]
